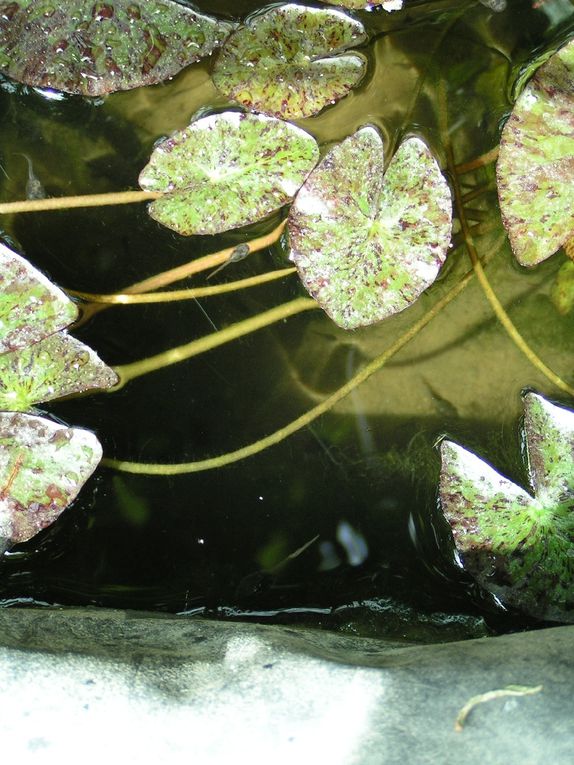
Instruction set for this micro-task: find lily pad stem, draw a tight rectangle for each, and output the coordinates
[71,267,297,304]
[110,296,317,390]
[71,221,288,326]
[439,80,574,398]
[449,144,574,397]
[102,259,480,475]
[0,190,161,214]
[71,266,297,305]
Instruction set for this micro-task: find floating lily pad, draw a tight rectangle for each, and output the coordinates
[325,0,402,9]
[288,128,452,330]
[0,331,118,411]
[497,38,574,267]
[0,242,78,354]
[139,111,320,236]
[0,411,101,546]
[0,0,234,96]
[212,4,367,120]
[439,392,574,622]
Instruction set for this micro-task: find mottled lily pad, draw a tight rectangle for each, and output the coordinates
[0,242,78,354]
[0,411,101,546]
[325,0,402,9]
[497,38,574,266]
[288,127,452,330]
[212,4,367,120]
[439,392,574,622]
[0,331,118,411]
[139,111,320,236]
[0,0,234,96]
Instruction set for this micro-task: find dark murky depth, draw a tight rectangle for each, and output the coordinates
[0,0,573,642]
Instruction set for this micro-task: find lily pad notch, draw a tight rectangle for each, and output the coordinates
[439,392,574,622]
[289,126,453,329]
[212,4,367,119]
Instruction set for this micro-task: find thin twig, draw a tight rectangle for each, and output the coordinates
[455,685,542,732]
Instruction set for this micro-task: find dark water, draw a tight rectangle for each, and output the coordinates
[0,0,573,642]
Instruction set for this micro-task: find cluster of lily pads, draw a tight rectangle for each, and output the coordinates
[0,1,573,622]
[0,245,117,555]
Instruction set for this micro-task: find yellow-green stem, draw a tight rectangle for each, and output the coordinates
[0,189,160,214]
[439,80,574,398]
[111,296,317,390]
[102,265,477,475]
[71,267,297,304]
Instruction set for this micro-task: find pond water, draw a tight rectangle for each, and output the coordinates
[0,0,573,642]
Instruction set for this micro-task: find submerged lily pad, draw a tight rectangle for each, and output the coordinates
[0,0,233,96]
[0,242,78,354]
[439,392,574,622]
[0,411,101,546]
[0,331,118,411]
[497,38,574,267]
[212,4,366,120]
[139,111,320,236]
[288,127,452,330]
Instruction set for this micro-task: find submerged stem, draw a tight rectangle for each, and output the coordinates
[439,80,574,398]
[111,296,317,390]
[71,267,297,304]
[71,221,288,327]
[102,263,479,475]
[0,189,160,214]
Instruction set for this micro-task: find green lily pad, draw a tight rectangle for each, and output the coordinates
[212,4,367,120]
[0,411,101,546]
[0,331,118,411]
[439,392,574,622]
[139,111,320,236]
[0,242,78,354]
[325,0,402,9]
[0,0,233,96]
[288,127,452,330]
[497,38,574,267]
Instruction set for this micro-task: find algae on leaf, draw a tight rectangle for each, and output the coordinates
[139,111,320,236]
[439,393,574,622]
[497,37,574,267]
[0,412,102,547]
[0,331,118,412]
[212,4,367,120]
[289,128,452,330]
[0,0,234,96]
[0,243,78,354]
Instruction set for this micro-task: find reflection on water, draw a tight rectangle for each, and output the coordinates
[0,0,572,641]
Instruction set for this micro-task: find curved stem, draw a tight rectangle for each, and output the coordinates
[71,221,287,328]
[102,266,477,475]
[0,190,160,214]
[111,296,317,390]
[71,267,297,304]
[439,80,574,398]
[455,146,499,175]
[123,221,287,295]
